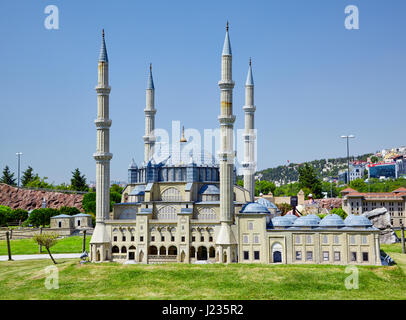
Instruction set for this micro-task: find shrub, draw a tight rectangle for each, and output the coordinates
[28,208,59,227]
[331,207,347,219]
[0,205,12,226]
[58,206,80,216]
[82,193,96,214]
[10,209,28,224]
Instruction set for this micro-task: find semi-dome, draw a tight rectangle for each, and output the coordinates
[293,214,320,227]
[129,185,145,196]
[255,197,281,214]
[344,214,372,227]
[271,216,294,227]
[240,202,270,214]
[319,214,345,227]
[199,184,220,195]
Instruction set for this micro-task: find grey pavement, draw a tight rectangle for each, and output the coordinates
[0,253,81,261]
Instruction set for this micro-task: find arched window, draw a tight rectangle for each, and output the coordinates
[129,245,136,250]
[160,246,167,255]
[121,246,127,254]
[209,247,215,258]
[157,206,177,221]
[148,246,158,255]
[161,187,182,201]
[168,246,177,255]
[198,208,217,221]
[112,246,119,253]
[190,247,196,257]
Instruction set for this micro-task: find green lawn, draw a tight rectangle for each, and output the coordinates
[0,243,405,300]
[0,236,90,255]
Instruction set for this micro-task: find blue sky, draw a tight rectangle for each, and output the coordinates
[0,0,405,184]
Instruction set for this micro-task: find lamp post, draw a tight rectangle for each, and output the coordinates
[254,173,263,196]
[340,135,355,185]
[16,152,23,187]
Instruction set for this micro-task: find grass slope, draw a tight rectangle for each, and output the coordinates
[0,236,90,255]
[0,244,405,300]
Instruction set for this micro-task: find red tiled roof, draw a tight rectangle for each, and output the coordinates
[340,187,357,193]
[393,187,406,193]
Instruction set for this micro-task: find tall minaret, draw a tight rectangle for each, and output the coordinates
[242,58,256,202]
[216,22,237,263]
[90,30,112,262]
[143,64,157,163]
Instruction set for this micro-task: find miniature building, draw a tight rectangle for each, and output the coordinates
[89,27,381,266]
[341,187,406,227]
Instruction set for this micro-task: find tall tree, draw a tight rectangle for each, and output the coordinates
[0,166,16,186]
[298,163,322,198]
[70,168,88,191]
[21,166,35,187]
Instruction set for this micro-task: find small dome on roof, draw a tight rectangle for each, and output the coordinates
[240,202,270,214]
[199,184,220,195]
[271,216,294,227]
[255,197,280,213]
[344,214,372,227]
[129,185,145,196]
[129,158,137,169]
[319,214,345,227]
[283,214,298,222]
[293,214,320,227]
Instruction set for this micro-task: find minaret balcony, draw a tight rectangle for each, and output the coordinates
[93,152,113,161]
[243,105,256,113]
[143,135,156,143]
[95,86,111,95]
[218,80,235,89]
[218,115,236,125]
[144,108,157,115]
[95,119,112,128]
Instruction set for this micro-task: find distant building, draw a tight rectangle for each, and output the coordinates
[338,162,366,184]
[341,187,406,227]
[368,162,397,179]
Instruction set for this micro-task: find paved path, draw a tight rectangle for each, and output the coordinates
[0,253,81,261]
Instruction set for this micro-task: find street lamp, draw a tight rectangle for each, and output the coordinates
[254,173,263,196]
[16,152,23,187]
[341,135,355,185]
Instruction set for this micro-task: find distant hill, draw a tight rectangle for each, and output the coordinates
[256,153,373,184]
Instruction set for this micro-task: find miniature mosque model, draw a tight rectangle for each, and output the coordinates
[90,26,382,265]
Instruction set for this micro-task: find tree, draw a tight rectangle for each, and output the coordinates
[82,193,96,214]
[110,184,124,194]
[33,233,59,264]
[0,205,12,226]
[0,166,16,186]
[28,208,58,227]
[25,175,54,189]
[70,168,88,192]
[276,203,292,215]
[370,156,379,164]
[298,163,322,198]
[9,208,28,225]
[349,178,368,192]
[21,166,35,187]
[58,206,80,216]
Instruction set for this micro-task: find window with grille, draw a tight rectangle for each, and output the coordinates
[161,187,182,201]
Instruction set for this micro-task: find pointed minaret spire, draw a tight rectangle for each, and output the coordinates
[99,29,108,62]
[222,22,232,56]
[147,63,154,89]
[246,57,254,86]
[144,63,157,163]
[243,58,256,202]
